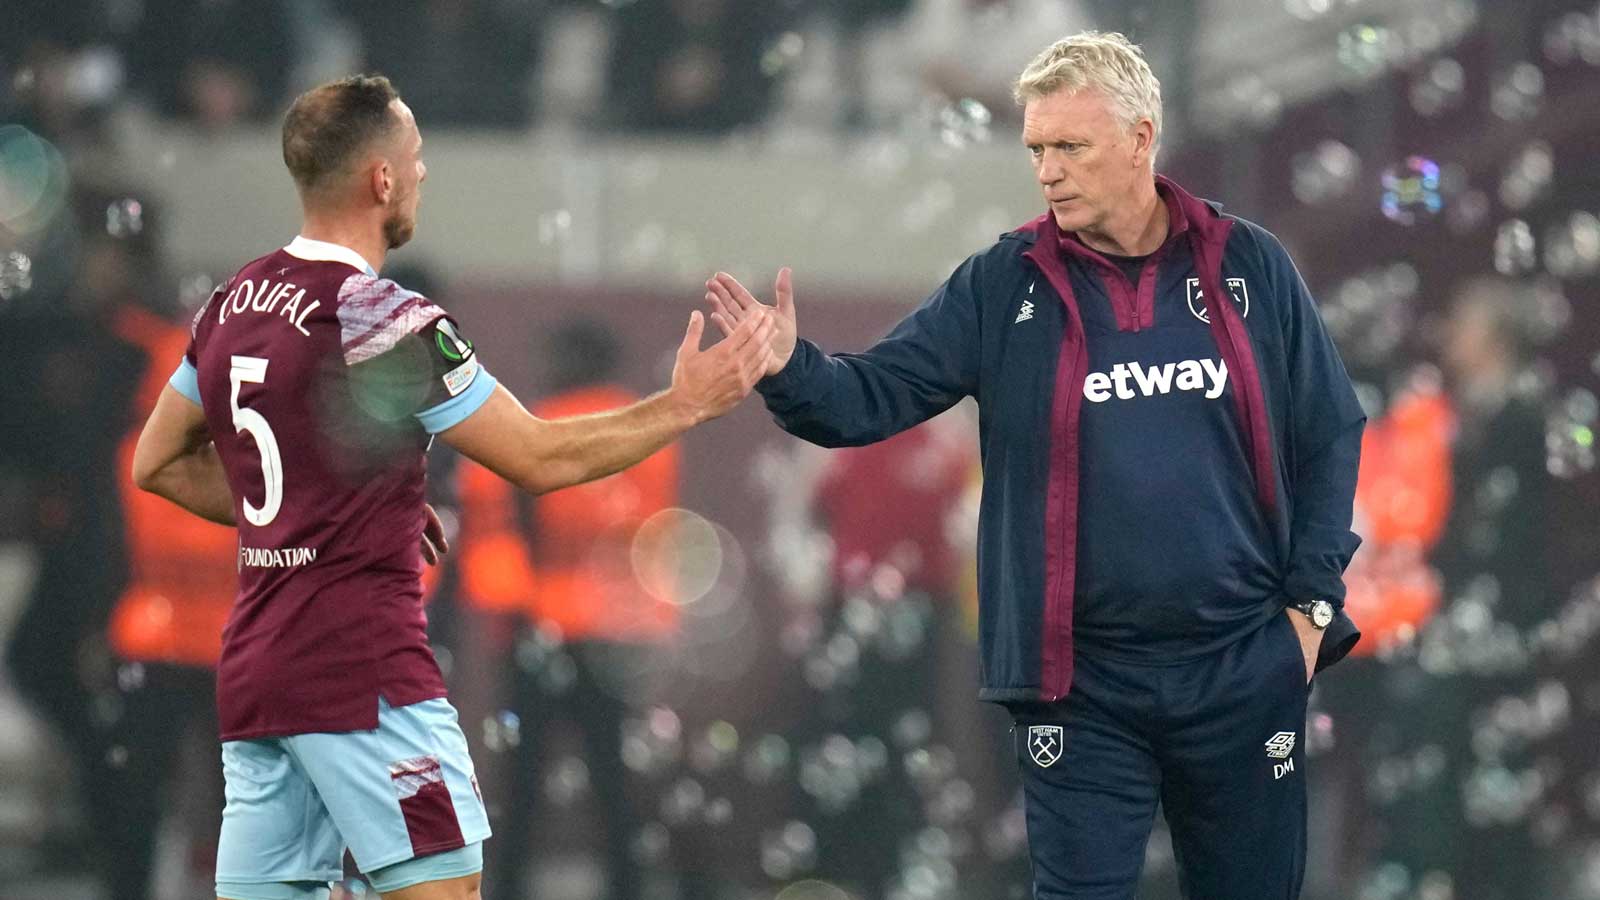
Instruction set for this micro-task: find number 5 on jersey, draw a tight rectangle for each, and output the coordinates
[230,355,284,526]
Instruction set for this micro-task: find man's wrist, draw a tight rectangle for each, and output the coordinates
[1289,598,1335,630]
[756,341,806,394]
[659,385,705,431]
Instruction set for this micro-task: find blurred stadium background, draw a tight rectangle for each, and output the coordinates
[2,1,1599,899]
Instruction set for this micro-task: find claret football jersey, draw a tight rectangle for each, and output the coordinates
[169,236,496,739]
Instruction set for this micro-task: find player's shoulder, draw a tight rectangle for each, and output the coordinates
[189,279,230,338]
[187,249,280,338]
[336,272,450,365]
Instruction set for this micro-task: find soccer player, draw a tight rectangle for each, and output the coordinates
[705,32,1364,899]
[131,74,774,900]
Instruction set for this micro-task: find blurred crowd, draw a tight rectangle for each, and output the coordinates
[4,0,1198,141]
[4,1,1600,899]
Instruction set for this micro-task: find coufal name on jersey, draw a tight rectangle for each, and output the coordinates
[1083,358,1229,403]
[216,277,322,336]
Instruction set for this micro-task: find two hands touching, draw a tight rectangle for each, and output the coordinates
[658,265,801,423]
[703,267,798,377]
[667,300,778,426]
[420,267,796,568]
[669,265,801,425]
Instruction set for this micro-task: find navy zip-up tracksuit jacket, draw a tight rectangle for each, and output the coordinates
[757,177,1366,705]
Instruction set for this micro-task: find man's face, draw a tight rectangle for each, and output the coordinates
[382,100,427,250]
[1021,88,1151,237]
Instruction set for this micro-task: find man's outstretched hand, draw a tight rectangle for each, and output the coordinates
[669,307,777,425]
[706,268,798,378]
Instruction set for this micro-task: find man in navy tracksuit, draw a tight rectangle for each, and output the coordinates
[706,32,1364,900]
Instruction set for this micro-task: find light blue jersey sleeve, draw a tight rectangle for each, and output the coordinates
[415,364,497,434]
[169,358,203,407]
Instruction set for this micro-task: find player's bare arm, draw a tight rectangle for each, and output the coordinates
[443,308,774,495]
[132,385,237,526]
[705,267,797,377]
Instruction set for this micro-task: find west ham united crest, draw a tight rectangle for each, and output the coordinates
[1185,277,1250,323]
[1028,725,1064,768]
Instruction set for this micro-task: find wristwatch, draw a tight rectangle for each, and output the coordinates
[1292,599,1335,630]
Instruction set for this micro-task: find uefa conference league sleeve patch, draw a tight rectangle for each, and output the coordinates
[345,316,482,423]
[430,318,480,398]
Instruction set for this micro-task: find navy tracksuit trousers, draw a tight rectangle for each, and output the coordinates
[1010,612,1311,900]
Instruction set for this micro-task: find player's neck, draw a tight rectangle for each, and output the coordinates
[298,215,386,274]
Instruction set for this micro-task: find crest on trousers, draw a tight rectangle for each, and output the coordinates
[1028,725,1064,768]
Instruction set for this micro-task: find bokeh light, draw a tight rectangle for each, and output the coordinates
[1542,211,1600,279]
[1547,388,1599,478]
[1490,62,1545,120]
[0,251,33,301]
[1494,219,1538,275]
[1283,0,1332,22]
[933,98,992,151]
[760,821,819,881]
[1409,58,1466,116]
[1338,24,1402,81]
[105,198,144,238]
[774,880,854,900]
[1543,11,1600,65]
[1499,140,1555,210]
[1292,140,1361,205]
[537,208,573,245]
[631,507,724,607]
[1380,156,1443,226]
[761,32,806,79]
[0,125,70,235]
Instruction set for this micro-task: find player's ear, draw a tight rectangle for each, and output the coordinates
[371,159,393,205]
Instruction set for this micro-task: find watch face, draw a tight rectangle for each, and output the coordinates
[1312,601,1334,629]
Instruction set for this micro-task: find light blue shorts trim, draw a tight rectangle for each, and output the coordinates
[216,697,492,888]
[216,881,331,900]
[368,841,483,893]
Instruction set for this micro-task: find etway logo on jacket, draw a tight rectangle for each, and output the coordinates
[1083,358,1228,403]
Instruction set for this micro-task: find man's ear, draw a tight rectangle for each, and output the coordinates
[1131,118,1155,168]
[370,159,393,204]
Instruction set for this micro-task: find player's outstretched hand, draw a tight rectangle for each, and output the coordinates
[670,308,776,423]
[705,268,797,377]
[421,503,449,566]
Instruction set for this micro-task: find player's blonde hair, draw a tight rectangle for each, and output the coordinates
[1014,32,1163,156]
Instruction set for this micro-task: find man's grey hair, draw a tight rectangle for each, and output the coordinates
[1014,32,1163,156]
